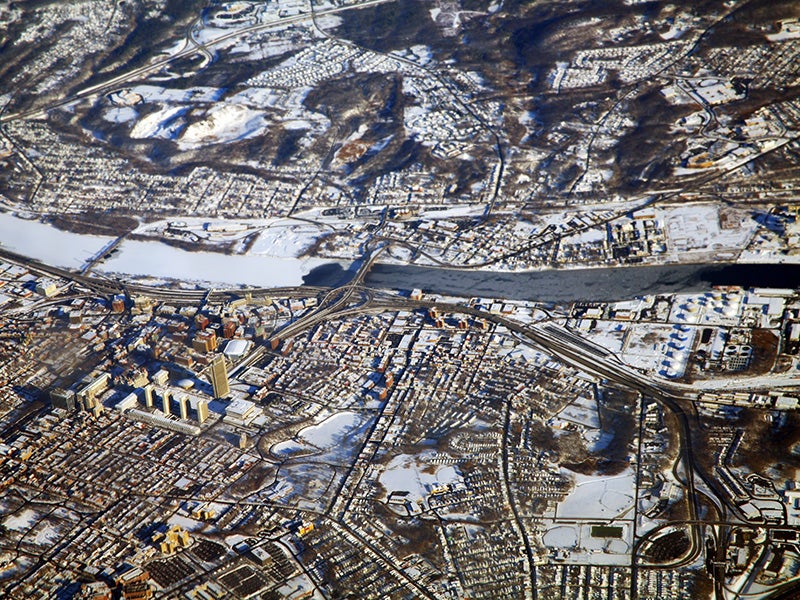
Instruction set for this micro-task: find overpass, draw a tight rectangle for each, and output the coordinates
[267,245,386,346]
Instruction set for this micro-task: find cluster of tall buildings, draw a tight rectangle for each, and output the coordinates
[49,356,232,432]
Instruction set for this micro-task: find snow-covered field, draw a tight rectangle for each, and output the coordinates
[557,470,636,520]
[272,411,373,460]
[379,452,463,508]
[543,525,578,548]
[542,521,631,564]
[298,411,361,448]
[540,468,636,564]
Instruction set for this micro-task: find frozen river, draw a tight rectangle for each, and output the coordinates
[3,211,799,300]
[0,212,335,287]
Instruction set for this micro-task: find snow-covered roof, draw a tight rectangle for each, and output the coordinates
[223,339,250,358]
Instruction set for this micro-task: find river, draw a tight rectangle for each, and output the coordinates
[2,211,798,302]
[351,262,800,303]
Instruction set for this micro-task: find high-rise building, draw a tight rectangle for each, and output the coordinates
[192,330,217,353]
[223,320,237,339]
[76,372,111,409]
[143,384,154,408]
[239,431,248,449]
[196,399,209,424]
[195,313,210,330]
[161,390,171,415]
[209,355,230,399]
[178,395,188,420]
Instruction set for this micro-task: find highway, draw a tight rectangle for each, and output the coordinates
[261,289,733,599]
[266,245,386,346]
[294,293,745,598]
[5,233,797,598]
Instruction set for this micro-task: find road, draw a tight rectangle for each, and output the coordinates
[267,245,386,345]
[280,292,766,599]
[5,234,797,597]
[245,284,717,593]
[0,0,396,125]
[499,396,537,600]
[309,3,505,213]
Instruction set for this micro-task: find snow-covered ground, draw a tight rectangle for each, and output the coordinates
[128,84,222,104]
[617,322,689,377]
[554,395,600,429]
[167,513,207,533]
[272,411,373,461]
[557,470,636,520]
[767,24,800,42]
[130,106,188,139]
[663,204,754,257]
[276,573,327,600]
[179,103,267,149]
[248,222,327,257]
[3,508,39,531]
[541,468,636,565]
[31,523,61,546]
[103,106,138,123]
[543,525,578,548]
[542,521,631,565]
[379,452,463,509]
[278,462,338,507]
[298,411,360,448]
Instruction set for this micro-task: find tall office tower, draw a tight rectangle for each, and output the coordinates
[161,389,171,415]
[239,431,248,449]
[178,395,189,420]
[143,384,154,408]
[196,399,209,424]
[209,355,230,399]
